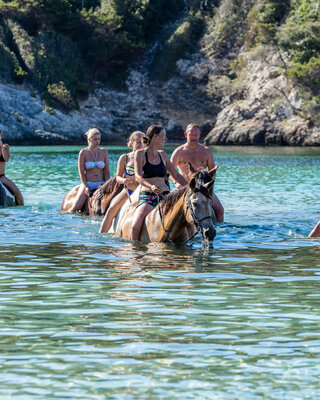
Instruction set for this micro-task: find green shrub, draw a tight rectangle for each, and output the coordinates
[47,81,76,109]
[151,14,204,80]
[288,55,320,87]
[246,0,290,47]
[13,65,27,83]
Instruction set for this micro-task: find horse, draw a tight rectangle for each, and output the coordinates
[0,181,16,207]
[61,176,123,215]
[112,166,218,244]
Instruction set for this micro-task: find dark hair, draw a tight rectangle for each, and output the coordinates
[143,125,163,146]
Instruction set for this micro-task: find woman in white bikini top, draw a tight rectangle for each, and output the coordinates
[69,128,110,213]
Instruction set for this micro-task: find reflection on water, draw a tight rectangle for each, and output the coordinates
[0,146,320,399]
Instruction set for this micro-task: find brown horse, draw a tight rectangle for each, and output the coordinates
[61,177,123,215]
[113,167,218,244]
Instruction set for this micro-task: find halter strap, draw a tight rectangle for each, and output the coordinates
[89,148,99,162]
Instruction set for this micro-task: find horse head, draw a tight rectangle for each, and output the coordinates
[186,167,218,242]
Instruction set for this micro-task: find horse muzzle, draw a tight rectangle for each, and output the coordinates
[202,225,216,241]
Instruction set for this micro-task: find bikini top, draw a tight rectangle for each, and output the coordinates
[124,154,135,177]
[0,153,5,162]
[84,148,105,170]
[142,151,167,179]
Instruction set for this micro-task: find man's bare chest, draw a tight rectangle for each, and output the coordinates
[179,150,207,168]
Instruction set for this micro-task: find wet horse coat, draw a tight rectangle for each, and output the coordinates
[61,177,123,215]
[113,167,218,244]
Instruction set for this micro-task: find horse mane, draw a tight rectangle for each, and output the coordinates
[160,186,188,216]
[92,176,119,200]
[159,169,213,217]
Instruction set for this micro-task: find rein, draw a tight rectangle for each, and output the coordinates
[157,187,212,244]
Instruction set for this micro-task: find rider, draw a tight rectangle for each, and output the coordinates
[170,123,224,222]
[99,130,145,233]
[69,128,110,212]
[0,129,24,205]
[309,221,320,237]
[131,124,187,240]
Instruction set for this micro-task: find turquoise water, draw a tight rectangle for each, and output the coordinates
[1,145,320,399]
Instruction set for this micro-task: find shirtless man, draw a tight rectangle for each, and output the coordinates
[170,123,224,222]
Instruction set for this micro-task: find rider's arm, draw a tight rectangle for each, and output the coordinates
[0,140,9,162]
[206,147,215,170]
[116,155,127,184]
[78,150,88,188]
[170,148,180,168]
[169,148,181,186]
[103,150,110,181]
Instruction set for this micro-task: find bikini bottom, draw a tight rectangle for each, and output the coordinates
[87,181,105,191]
[138,191,169,208]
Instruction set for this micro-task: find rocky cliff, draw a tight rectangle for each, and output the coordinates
[0,0,319,145]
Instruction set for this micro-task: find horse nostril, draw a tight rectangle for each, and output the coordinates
[203,226,216,241]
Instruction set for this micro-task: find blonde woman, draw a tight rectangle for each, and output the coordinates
[0,129,24,205]
[100,130,144,233]
[69,128,109,212]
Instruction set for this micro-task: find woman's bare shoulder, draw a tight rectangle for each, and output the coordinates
[159,149,169,159]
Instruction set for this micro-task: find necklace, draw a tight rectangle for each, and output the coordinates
[147,150,159,163]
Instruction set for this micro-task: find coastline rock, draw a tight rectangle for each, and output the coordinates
[205,53,319,146]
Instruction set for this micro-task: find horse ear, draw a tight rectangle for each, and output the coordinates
[204,179,215,193]
[189,177,197,191]
[188,162,197,174]
[208,165,218,178]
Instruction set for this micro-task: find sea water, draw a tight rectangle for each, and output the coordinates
[0,145,319,399]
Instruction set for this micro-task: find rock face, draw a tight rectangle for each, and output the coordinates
[0,0,319,146]
[0,65,216,144]
[205,53,320,146]
[0,36,318,146]
[0,83,112,144]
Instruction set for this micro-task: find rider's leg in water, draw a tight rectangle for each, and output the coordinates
[131,203,153,240]
[0,175,24,205]
[212,193,224,222]
[69,184,88,212]
[100,190,128,233]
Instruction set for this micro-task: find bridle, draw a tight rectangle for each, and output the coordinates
[158,184,213,244]
[186,185,213,228]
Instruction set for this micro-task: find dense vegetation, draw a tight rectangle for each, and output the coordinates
[0,0,211,108]
[0,0,319,122]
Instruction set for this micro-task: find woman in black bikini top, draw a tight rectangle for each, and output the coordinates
[130,124,187,241]
[0,129,24,205]
[142,151,167,179]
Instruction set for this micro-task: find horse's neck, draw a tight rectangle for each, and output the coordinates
[158,192,188,241]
